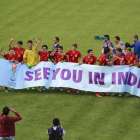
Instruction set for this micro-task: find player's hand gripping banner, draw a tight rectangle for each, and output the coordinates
[0,59,140,97]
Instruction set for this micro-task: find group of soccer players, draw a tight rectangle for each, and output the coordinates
[0,35,140,97]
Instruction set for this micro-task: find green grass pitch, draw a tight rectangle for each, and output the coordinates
[0,0,140,140]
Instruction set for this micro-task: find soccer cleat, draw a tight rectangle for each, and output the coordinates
[76,90,79,93]
[10,88,14,91]
[119,93,122,97]
[5,89,8,93]
[52,87,56,90]
[67,88,72,93]
[59,87,63,91]
[111,93,115,96]
[96,93,102,97]
[42,87,46,91]
[38,87,42,92]
[102,92,107,96]
[31,87,35,90]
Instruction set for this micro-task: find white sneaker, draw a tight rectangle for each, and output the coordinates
[10,88,14,91]
[38,88,42,92]
[42,87,46,91]
[59,87,63,91]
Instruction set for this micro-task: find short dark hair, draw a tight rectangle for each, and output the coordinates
[104,48,110,54]
[42,45,48,49]
[132,35,138,40]
[3,106,10,115]
[114,36,120,41]
[125,43,130,48]
[104,35,110,40]
[58,46,63,50]
[126,48,131,52]
[87,49,93,53]
[27,40,33,44]
[72,43,78,48]
[53,118,60,126]
[116,48,122,52]
[9,48,14,51]
[54,37,59,42]
[17,41,23,45]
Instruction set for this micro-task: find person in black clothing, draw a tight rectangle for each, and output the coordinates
[47,118,66,140]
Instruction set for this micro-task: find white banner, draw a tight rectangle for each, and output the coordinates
[0,59,140,97]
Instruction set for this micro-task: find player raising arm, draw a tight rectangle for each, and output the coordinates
[23,40,39,90]
[35,40,55,63]
[0,47,18,63]
[8,36,25,64]
[0,47,18,93]
[59,43,83,93]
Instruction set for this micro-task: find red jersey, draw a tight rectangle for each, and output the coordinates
[114,55,124,65]
[14,47,25,62]
[124,54,137,65]
[0,112,22,137]
[66,50,82,63]
[99,55,108,66]
[38,51,51,62]
[3,54,18,61]
[83,55,97,65]
[54,52,68,63]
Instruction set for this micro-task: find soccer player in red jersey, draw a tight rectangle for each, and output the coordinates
[79,49,97,65]
[0,47,18,93]
[97,48,113,97]
[51,46,68,64]
[36,44,54,63]
[0,48,18,63]
[59,43,83,93]
[112,48,124,97]
[35,40,55,91]
[8,37,25,64]
[51,46,68,91]
[124,48,137,97]
[124,48,137,66]
[113,48,124,66]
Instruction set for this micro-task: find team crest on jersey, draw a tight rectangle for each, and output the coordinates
[130,57,133,60]
[75,55,77,57]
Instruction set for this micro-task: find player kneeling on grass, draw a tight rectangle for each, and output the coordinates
[35,40,55,91]
[23,40,39,90]
[111,48,124,97]
[47,118,66,140]
[79,49,98,94]
[0,47,18,93]
[123,48,137,97]
[50,46,68,91]
[96,48,113,97]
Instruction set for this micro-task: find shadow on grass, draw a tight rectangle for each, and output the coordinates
[0,87,139,98]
